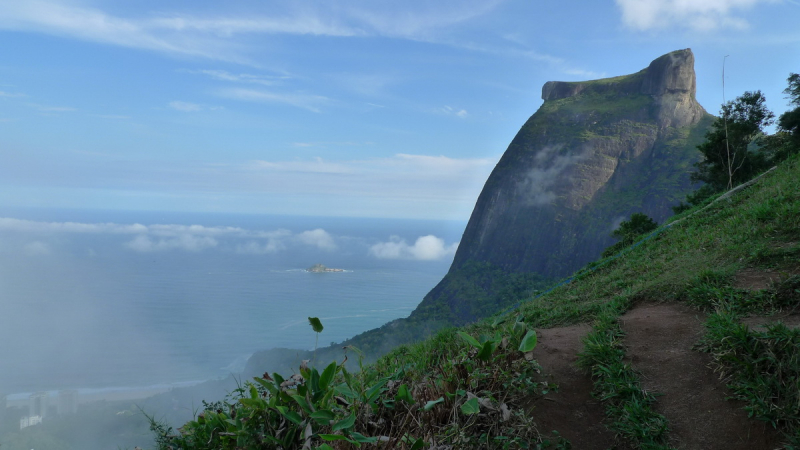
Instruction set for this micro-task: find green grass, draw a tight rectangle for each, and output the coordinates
[690,273,800,445]
[576,296,670,449]
[155,154,800,448]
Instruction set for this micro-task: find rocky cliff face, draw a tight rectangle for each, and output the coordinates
[412,49,714,323]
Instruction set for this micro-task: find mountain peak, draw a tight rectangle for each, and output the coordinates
[541,49,702,128]
[413,49,714,323]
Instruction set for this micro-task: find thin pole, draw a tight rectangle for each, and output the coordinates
[723,55,733,190]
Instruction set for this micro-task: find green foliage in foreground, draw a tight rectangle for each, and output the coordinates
[153,317,568,449]
[689,273,800,445]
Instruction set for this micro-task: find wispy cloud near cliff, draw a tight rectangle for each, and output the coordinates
[615,0,778,31]
[370,235,458,260]
[521,145,591,206]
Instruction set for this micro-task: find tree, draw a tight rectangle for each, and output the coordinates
[759,73,800,164]
[693,90,775,192]
[601,213,659,258]
[612,213,659,241]
[778,73,800,143]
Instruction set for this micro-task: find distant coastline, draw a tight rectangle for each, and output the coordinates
[306,263,345,273]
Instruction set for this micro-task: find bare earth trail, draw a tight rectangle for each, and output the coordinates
[529,324,627,449]
[619,303,781,450]
[527,301,785,449]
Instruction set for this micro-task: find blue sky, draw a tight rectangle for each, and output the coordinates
[1,0,798,220]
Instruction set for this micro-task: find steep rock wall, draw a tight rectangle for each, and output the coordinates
[412,49,714,323]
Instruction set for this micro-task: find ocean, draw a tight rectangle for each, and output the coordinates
[0,208,464,396]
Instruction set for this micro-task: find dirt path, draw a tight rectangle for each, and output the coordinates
[528,324,625,449]
[619,303,782,450]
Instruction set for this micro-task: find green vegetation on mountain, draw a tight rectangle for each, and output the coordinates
[152,148,800,449]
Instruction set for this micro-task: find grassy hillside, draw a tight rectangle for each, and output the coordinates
[152,153,800,448]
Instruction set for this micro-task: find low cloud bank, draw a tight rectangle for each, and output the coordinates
[0,217,334,254]
[370,235,458,261]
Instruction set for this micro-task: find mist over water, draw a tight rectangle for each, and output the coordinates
[0,208,462,396]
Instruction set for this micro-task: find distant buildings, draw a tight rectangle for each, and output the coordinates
[20,414,42,429]
[0,393,6,428]
[28,392,48,418]
[57,390,78,415]
[19,390,79,429]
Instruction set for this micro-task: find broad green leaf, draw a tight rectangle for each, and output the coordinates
[253,377,279,395]
[491,315,508,328]
[513,321,526,337]
[239,398,266,409]
[319,361,337,391]
[457,331,481,349]
[410,438,425,450]
[291,395,313,414]
[297,384,308,396]
[275,406,304,425]
[319,434,350,441]
[309,409,336,424]
[316,445,336,450]
[518,330,538,352]
[320,435,360,447]
[308,317,324,333]
[334,383,357,400]
[476,340,495,361]
[365,378,389,403]
[332,413,356,431]
[460,398,480,415]
[422,397,444,411]
[351,432,378,443]
[395,384,414,404]
[310,368,321,395]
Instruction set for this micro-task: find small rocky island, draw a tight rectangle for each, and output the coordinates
[306,264,345,273]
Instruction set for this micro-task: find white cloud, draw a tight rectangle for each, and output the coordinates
[0,1,505,63]
[0,90,25,98]
[24,241,51,256]
[0,217,338,254]
[615,0,776,31]
[434,105,469,118]
[249,157,354,174]
[190,69,288,86]
[168,101,223,112]
[521,144,591,206]
[370,235,458,260]
[28,103,77,112]
[217,88,330,112]
[0,1,251,63]
[296,229,337,251]
[125,234,218,252]
[235,240,283,254]
[247,153,494,177]
[0,217,148,234]
[390,153,491,173]
[168,101,202,112]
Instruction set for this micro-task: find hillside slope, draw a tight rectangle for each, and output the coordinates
[153,152,800,449]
